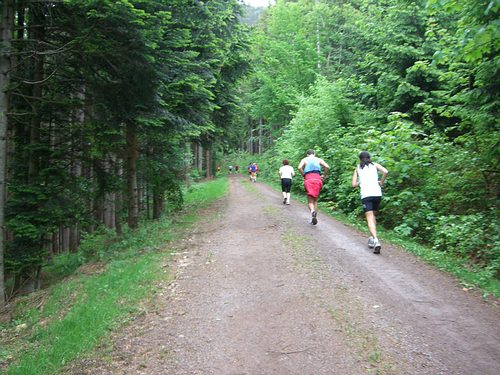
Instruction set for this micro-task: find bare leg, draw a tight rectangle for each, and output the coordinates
[307,196,315,213]
[365,211,378,238]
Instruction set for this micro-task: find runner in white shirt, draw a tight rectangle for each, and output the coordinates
[279,159,295,205]
[352,151,388,254]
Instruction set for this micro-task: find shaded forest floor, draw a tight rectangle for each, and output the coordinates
[67,175,499,374]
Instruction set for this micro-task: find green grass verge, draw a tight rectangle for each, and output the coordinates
[1,177,229,375]
[259,176,500,299]
[184,176,228,206]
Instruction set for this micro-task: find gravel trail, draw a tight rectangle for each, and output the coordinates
[70,176,500,375]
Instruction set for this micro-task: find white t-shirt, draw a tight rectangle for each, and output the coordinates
[279,165,295,179]
[357,163,382,199]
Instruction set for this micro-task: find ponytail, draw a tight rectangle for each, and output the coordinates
[358,151,372,169]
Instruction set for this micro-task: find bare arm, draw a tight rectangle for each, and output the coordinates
[375,163,388,186]
[298,159,306,177]
[320,158,330,180]
[352,168,359,187]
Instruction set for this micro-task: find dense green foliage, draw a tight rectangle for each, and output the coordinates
[240,0,499,278]
[0,0,248,298]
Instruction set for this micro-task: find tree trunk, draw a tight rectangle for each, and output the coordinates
[137,178,143,217]
[0,0,14,309]
[103,155,116,229]
[114,160,123,236]
[126,121,139,230]
[196,142,203,172]
[22,4,45,291]
[27,4,45,181]
[248,126,253,154]
[184,143,190,184]
[69,87,85,249]
[152,185,163,220]
[103,191,116,228]
[145,179,150,220]
[62,227,70,252]
[115,189,123,236]
[258,118,263,154]
[205,146,212,178]
[69,226,79,252]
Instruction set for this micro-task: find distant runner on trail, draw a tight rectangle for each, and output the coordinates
[352,151,388,254]
[279,159,295,205]
[249,162,258,183]
[229,165,233,174]
[298,149,329,225]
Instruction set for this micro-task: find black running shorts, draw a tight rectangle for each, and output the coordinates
[361,196,382,212]
[281,178,292,193]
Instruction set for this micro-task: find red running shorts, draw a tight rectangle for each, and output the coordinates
[304,173,323,198]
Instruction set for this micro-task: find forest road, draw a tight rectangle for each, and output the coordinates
[71,175,500,375]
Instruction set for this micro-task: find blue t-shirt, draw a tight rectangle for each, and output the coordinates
[303,156,321,174]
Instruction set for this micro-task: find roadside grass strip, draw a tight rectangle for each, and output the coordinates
[6,254,162,375]
[2,177,229,375]
[184,176,228,207]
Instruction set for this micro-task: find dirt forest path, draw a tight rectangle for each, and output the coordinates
[72,176,500,375]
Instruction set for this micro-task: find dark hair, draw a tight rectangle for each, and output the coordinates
[307,149,315,155]
[282,159,289,165]
[358,151,372,169]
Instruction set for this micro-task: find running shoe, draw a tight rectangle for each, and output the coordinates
[373,239,381,254]
[311,211,318,225]
[368,237,375,249]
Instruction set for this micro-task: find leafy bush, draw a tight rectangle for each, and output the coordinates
[43,253,83,282]
[77,227,118,262]
[433,213,500,266]
[271,77,500,276]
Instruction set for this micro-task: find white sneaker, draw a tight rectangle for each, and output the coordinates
[368,237,375,249]
[373,239,381,254]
